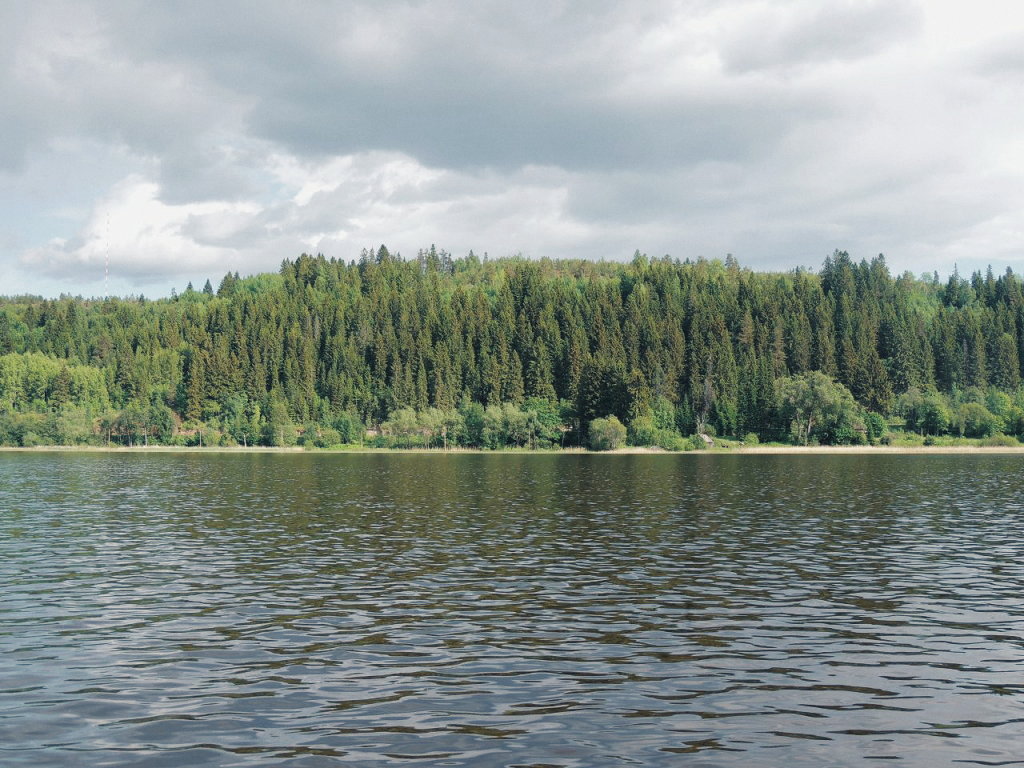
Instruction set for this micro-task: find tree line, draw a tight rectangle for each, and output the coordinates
[1,247,1023,448]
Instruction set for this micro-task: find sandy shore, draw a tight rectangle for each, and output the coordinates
[728,445,1024,454]
[2,444,1023,455]
[612,445,1024,455]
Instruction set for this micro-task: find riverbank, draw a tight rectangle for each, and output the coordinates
[3,444,1024,455]
[730,444,1024,454]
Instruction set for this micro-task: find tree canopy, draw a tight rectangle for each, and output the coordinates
[1,248,1023,448]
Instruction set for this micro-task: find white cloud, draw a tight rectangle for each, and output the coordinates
[18,153,607,289]
[21,176,257,284]
[719,0,923,75]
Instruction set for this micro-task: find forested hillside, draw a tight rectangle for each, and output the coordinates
[1,247,1023,448]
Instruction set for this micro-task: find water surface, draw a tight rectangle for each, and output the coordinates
[2,452,1024,766]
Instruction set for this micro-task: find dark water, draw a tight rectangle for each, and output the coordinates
[2,452,1024,767]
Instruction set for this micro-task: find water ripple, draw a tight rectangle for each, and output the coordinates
[2,452,1024,766]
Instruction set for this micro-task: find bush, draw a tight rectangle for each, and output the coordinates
[333,412,364,443]
[863,411,887,444]
[199,427,222,447]
[979,433,1020,447]
[297,422,319,446]
[656,429,687,451]
[957,402,1001,438]
[628,415,657,446]
[887,430,924,446]
[832,419,867,445]
[742,432,759,445]
[686,434,707,451]
[21,431,44,447]
[315,427,342,448]
[588,415,626,451]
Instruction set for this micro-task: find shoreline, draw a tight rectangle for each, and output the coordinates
[2,444,1024,455]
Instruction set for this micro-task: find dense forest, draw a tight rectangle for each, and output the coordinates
[1,247,1023,449]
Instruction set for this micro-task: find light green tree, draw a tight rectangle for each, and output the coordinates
[589,415,627,451]
[777,371,860,445]
[956,402,1002,438]
[382,406,418,448]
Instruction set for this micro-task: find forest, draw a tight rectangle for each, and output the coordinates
[1,247,1023,449]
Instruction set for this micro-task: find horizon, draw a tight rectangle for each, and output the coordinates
[0,246,1014,304]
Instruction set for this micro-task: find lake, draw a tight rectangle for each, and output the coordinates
[2,452,1024,767]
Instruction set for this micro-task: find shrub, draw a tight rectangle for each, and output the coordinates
[742,432,759,445]
[588,416,627,451]
[656,430,687,451]
[957,402,1002,438]
[863,411,887,443]
[297,422,320,446]
[979,433,1020,447]
[333,412,364,443]
[686,434,707,451]
[628,415,657,446]
[315,427,342,448]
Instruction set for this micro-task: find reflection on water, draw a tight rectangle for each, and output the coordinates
[2,452,1024,767]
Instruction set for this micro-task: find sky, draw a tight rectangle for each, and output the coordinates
[1,0,1022,298]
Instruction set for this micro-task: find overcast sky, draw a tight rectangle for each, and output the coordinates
[1,0,1022,298]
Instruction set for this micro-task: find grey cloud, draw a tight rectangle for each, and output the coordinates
[84,1,819,175]
[972,36,1024,78]
[4,0,1024,297]
[2,0,826,200]
[248,80,825,172]
[0,2,245,186]
[156,140,277,205]
[720,0,923,75]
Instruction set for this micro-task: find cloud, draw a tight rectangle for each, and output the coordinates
[971,34,1024,79]
[718,0,923,75]
[18,152,605,288]
[21,176,257,283]
[3,0,1024,296]
[0,3,230,170]
[52,0,817,174]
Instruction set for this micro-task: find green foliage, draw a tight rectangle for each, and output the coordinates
[956,401,1001,438]
[1,250,1024,448]
[777,372,861,445]
[459,400,485,447]
[899,388,952,435]
[863,411,887,444]
[525,397,567,447]
[480,403,537,449]
[316,427,342,447]
[588,415,626,451]
[54,406,94,445]
[332,412,364,444]
[263,397,298,446]
[627,413,658,446]
[656,430,689,451]
[382,406,419,447]
[685,434,707,451]
[979,433,1019,447]
[832,415,868,446]
[21,431,45,447]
